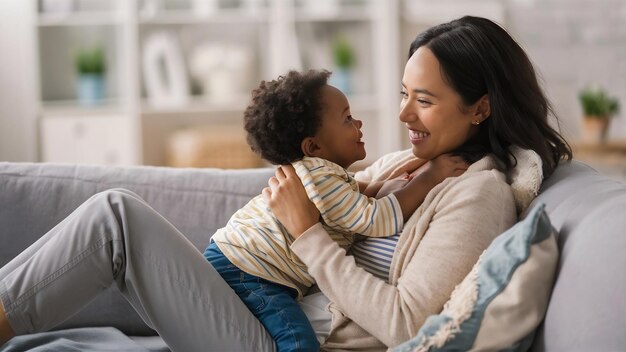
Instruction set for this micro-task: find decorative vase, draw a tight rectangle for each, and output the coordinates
[582,116,610,145]
[330,68,351,96]
[77,74,105,106]
[188,43,254,102]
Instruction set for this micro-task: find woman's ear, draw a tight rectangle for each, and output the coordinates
[301,137,322,157]
[474,94,491,123]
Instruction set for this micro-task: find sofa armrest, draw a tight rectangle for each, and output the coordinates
[0,162,274,335]
[528,160,626,351]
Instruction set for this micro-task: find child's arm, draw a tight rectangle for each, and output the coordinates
[392,154,468,221]
[306,155,467,238]
[357,180,386,198]
[357,157,427,198]
[315,176,404,238]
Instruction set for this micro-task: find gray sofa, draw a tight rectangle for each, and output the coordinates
[0,160,624,351]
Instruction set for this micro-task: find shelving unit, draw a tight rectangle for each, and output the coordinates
[34,0,403,168]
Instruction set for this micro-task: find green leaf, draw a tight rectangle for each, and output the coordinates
[578,86,620,118]
[332,36,355,69]
[75,46,106,74]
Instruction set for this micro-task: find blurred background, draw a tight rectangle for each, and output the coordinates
[0,0,624,181]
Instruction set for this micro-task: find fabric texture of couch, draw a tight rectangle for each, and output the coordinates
[0,159,624,351]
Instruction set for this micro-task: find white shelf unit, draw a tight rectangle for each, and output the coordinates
[34,0,403,167]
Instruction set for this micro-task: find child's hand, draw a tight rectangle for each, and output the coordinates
[421,153,469,184]
[386,157,428,180]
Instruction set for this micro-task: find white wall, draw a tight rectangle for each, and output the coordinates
[0,0,37,162]
[1,0,624,163]
[506,0,626,142]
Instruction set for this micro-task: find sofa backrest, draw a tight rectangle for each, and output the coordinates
[2,160,625,347]
[0,162,274,335]
[527,161,626,351]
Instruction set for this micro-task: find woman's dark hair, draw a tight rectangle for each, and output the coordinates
[409,16,572,178]
[244,69,331,165]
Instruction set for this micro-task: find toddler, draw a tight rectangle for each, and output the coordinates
[204,70,464,351]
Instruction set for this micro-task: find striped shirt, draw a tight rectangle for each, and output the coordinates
[211,157,404,297]
[350,235,400,282]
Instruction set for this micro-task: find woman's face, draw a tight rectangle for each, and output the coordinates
[400,46,485,160]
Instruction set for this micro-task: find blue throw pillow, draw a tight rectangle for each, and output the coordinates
[393,203,558,352]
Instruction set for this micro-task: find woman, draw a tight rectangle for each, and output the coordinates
[0,16,570,351]
[262,15,571,350]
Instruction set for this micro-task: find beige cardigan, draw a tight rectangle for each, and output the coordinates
[290,148,543,351]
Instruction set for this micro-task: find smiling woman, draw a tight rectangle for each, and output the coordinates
[0,16,574,352]
[405,16,571,175]
[400,46,491,162]
[263,15,572,351]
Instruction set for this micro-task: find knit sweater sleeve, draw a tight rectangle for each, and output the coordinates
[290,171,517,347]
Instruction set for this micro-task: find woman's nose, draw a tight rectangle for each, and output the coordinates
[354,118,363,129]
[399,101,417,123]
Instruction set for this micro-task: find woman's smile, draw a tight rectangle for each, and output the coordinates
[408,129,430,144]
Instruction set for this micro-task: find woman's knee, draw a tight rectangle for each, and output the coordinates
[91,188,143,203]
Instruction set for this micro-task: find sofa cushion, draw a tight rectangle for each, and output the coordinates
[0,162,274,335]
[527,161,626,351]
[1,326,169,352]
[393,203,558,352]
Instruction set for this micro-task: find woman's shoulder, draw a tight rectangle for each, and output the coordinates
[454,148,543,214]
[458,154,507,182]
[441,155,514,207]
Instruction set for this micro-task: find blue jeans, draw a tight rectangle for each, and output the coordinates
[204,243,320,352]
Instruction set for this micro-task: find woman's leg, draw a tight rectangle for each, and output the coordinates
[0,188,276,351]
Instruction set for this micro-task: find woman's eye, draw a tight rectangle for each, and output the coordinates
[417,99,432,106]
[345,115,354,122]
[400,91,408,98]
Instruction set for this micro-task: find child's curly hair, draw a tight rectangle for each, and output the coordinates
[244,69,331,165]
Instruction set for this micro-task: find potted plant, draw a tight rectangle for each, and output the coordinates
[75,45,106,106]
[578,86,620,144]
[330,35,356,95]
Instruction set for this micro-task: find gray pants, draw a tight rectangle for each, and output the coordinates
[0,189,278,351]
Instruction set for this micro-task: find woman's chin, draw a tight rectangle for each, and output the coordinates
[411,146,444,161]
[411,145,429,159]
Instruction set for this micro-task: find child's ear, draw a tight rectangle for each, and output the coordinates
[301,137,322,157]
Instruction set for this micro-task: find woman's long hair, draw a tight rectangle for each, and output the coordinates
[409,16,572,178]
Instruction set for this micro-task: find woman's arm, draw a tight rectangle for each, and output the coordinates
[266,167,517,347]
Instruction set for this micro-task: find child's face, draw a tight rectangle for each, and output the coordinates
[312,85,366,168]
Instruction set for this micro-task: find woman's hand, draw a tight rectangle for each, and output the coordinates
[262,165,320,240]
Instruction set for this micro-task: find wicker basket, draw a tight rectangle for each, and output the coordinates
[166,125,265,169]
